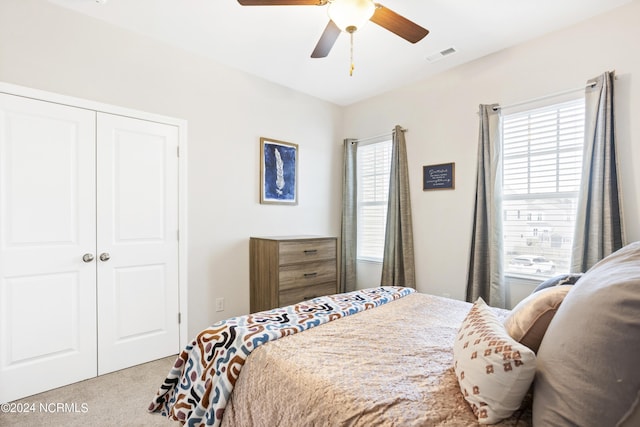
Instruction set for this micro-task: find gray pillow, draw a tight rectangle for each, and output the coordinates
[533,241,640,426]
[532,273,582,293]
[618,390,640,427]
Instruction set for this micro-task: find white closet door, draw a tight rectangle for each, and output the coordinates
[96,113,179,374]
[0,93,97,403]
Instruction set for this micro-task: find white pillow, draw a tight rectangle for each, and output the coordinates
[453,298,536,424]
[503,285,572,352]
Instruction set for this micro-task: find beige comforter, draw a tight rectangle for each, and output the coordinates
[222,293,531,426]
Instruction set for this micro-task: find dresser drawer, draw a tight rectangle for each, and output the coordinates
[278,239,336,265]
[279,260,336,290]
[250,236,338,313]
[279,282,337,307]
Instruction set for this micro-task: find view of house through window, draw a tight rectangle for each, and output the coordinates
[357,139,392,262]
[502,98,585,278]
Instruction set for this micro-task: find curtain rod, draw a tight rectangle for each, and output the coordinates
[492,82,597,111]
[355,127,407,144]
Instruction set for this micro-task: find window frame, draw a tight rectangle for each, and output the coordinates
[501,96,586,280]
[356,138,392,263]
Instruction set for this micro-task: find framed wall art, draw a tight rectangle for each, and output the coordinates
[423,162,455,190]
[260,137,298,205]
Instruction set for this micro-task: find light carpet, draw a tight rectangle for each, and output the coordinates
[0,355,180,427]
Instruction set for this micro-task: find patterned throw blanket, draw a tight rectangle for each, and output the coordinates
[148,286,415,426]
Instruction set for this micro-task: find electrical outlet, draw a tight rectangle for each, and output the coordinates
[215,297,224,312]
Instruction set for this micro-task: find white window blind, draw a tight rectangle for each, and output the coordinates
[357,140,392,261]
[502,98,585,278]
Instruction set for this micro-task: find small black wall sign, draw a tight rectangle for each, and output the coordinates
[423,162,455,190]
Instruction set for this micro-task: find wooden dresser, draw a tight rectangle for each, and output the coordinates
[250,236,338,313]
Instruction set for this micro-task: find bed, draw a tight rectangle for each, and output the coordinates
[149,241,640,427]
[148,287,532,426]
[220,291,532,427]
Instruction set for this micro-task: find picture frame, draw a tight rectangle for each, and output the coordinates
[260,137,298,205]
[423,162,455,191]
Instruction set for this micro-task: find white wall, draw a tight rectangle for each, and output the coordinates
[1,0,638,334]
[0,0,343,337]
[344,1,640,305]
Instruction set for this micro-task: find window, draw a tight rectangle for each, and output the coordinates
[357,139,392,261]
[502,98,585,278]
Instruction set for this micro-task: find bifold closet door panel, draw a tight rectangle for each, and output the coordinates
[0,93,97,403]
[96,112,180,375]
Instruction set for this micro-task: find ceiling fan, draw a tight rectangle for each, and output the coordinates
[237,0,429,73]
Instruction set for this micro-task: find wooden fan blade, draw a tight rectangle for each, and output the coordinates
[237,0,325,5]
[311,20,341,58]
[370,4,429,43]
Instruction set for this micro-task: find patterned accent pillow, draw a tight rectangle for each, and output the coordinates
[503,285,572,353]
[453,298,536,424]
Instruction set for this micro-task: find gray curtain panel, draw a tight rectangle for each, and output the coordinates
[466,105,505,308]
[340,138,358,292]
[381,126,416,288]
[571,71,625,272]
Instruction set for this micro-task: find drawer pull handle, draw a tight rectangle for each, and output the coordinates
[303,249,318,255]
[304,272,318,278]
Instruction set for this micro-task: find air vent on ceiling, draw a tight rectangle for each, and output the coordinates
[426,47,457,63]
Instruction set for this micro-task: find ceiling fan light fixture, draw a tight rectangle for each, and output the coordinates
[327,0,375,33]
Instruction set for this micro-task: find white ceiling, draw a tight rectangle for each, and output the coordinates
[47,0,632,106]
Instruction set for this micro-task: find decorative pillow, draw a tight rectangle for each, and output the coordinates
[532,273,582,293]
[533,241,640,426]
[503,285,572,352]
[453,298,536,424]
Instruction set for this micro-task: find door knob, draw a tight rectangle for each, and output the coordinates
[82,253,94,263]
[99,252,111,262]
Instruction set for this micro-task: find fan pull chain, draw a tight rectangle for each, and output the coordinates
[349,31,354,76]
